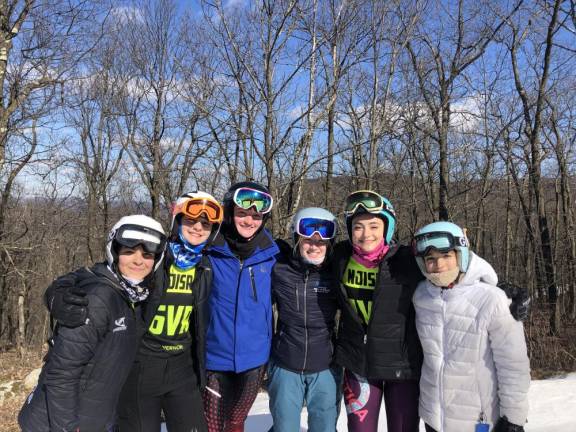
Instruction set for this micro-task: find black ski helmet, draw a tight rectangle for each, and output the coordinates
[222,181,273,227]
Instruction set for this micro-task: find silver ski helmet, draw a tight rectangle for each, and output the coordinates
[291,207,338,244]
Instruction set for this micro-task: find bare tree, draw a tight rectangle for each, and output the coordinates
[201,0,331,230]
[0,0,108,349]
[405,0,523,220]
[62,32,130,261]
[506,0,563,333]
[114,0,211,219]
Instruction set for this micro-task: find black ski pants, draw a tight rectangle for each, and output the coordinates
[117,352,207,432]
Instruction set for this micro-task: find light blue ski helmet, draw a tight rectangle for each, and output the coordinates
[344,190,396,245]
[413,221,470,273]
[291,207,338,244]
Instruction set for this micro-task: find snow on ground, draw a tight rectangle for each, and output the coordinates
[245,373,576,431]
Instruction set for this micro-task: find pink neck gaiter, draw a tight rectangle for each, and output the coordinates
[352,239,389,268]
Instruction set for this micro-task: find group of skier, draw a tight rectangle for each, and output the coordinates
[18,181,531,432]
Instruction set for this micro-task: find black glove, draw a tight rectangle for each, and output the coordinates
[45,273,89,328]
[493,416,525,432]
[498,281,530,321]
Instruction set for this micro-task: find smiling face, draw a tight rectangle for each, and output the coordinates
[424,249,458,273]
[351,213,385,252]
[298,233,328,265]
[117,245,155,281]
[180,214,212,245]
[233,206,264,239]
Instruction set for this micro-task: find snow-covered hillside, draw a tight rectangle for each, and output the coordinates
[244,373,576,431]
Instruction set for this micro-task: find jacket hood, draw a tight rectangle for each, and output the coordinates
[457,252,498,287]
[420,252,498,295]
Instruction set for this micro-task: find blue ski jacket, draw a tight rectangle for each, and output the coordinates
[205,229,279,372]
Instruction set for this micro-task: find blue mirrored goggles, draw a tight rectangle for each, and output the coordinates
[413,231,468,256]
[232,187,273,214]
[297,218,336,240]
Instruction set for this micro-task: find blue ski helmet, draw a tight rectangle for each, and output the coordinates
[413,221,470,273]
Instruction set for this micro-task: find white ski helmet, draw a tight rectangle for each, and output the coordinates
[291,207,338,244]
[105,214,166,271]
[170,191,223,244]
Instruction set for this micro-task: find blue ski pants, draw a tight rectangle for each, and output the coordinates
[267,361,342,432]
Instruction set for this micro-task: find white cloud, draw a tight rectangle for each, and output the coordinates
[450,95,482,132]
[110,6,144,24]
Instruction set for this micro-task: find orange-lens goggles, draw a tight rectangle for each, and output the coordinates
[175,198,223,224]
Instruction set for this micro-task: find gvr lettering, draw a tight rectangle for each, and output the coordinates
[148,305,192,336]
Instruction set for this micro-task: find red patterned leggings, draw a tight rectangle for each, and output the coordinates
[203,366,265,432]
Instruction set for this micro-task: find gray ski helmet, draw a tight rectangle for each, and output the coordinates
[170,191,223,245]
[106,214,166,272]
[291,207,338,244]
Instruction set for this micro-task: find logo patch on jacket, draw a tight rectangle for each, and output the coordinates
[113,317,127,332]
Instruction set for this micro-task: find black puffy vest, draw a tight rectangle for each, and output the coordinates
[333,242,423,380]
[271,240,339,373]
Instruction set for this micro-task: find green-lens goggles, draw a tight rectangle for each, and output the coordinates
[232,187,273,214]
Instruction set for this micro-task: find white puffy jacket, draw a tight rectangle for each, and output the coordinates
[413,252,530,432]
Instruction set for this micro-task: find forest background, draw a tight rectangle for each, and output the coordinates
[0,0,575,381]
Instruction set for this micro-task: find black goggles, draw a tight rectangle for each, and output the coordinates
[344,190,394,216]
[114,224,166,255]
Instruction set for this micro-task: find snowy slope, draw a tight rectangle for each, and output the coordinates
[244,373,576,431]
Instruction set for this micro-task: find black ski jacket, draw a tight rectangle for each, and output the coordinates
[333,241,424,380]
[271,240,339,373]
[18,263,145,432]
